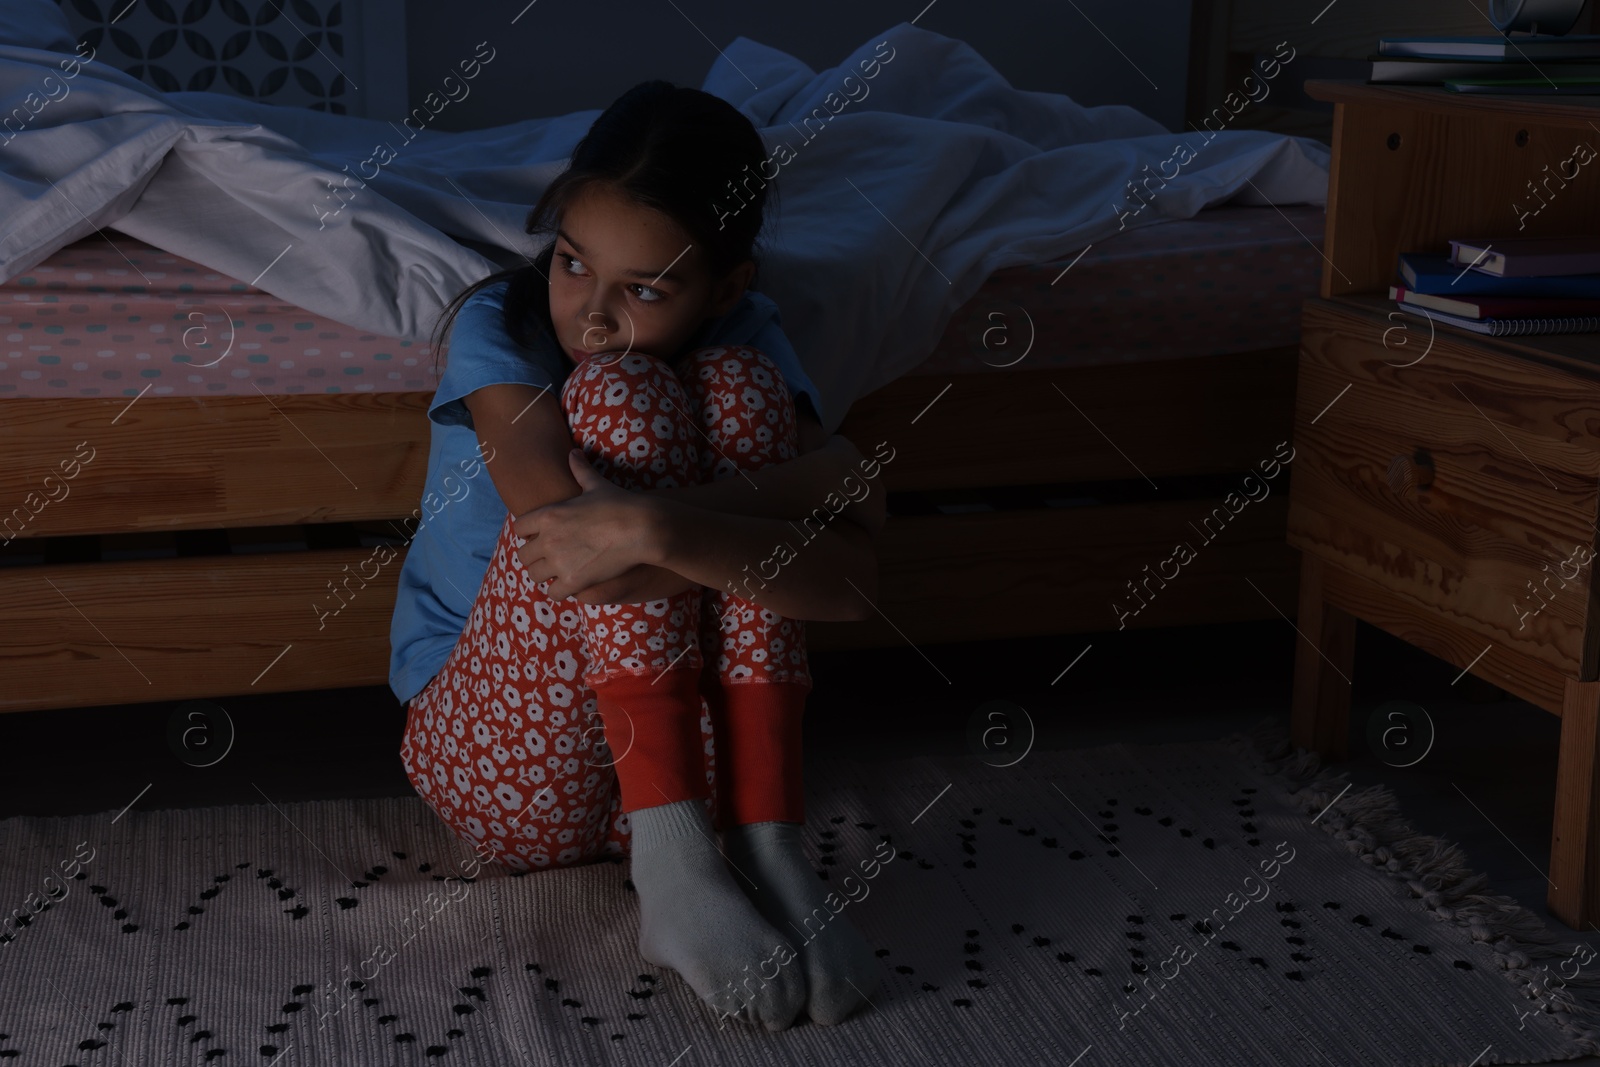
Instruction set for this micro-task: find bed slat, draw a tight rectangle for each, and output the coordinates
[840,352,1297,493]
[0,547,394,712]
[0,392,431,537]
[0,499,1298,712]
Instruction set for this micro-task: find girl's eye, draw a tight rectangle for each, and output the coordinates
[556,252,662,302]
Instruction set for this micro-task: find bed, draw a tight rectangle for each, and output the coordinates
[0,204,1322,711]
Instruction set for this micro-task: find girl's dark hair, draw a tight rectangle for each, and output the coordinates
[429,80,777,372]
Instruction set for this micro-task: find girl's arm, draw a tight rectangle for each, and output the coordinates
[463,382,582,515]
[617,410,890,617]
[469,382,875,532]
[644,411,887,536]
[463,382,703,604]
[465,383,878,617]
[517,452,879,621]
[652,487,879,621]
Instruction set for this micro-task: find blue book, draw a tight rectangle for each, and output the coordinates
[1398,253,1600,297]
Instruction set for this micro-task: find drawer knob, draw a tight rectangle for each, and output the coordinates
[1387,450,1436,494]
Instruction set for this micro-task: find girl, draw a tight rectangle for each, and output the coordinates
[390,81,884,1032]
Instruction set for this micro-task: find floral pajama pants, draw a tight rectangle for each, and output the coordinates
[400,346,811,872]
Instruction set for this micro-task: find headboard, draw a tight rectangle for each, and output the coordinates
[51,0,408,119]
[1186,0,1600,142]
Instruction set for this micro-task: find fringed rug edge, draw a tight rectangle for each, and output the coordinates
[1219,715,1600,1057]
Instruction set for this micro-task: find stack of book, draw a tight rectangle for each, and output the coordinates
[1390,237,1600,335]
[1369,34,1600,92]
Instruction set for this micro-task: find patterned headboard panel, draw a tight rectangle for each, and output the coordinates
[52,0,407,117]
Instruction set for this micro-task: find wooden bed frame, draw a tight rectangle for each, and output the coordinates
[8,4,1431,714]
[0,345,1301,711]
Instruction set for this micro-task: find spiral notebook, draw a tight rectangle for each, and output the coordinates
[1400,305,1600,335]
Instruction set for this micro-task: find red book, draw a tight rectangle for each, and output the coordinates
[1391,284,1600,320]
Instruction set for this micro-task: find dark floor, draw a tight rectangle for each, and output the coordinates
[5,619,1598,1062]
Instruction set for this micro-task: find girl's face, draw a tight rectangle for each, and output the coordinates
[548,182,751,365]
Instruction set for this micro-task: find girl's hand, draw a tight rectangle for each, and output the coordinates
[513,451,672,599]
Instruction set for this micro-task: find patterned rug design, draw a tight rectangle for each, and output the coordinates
[2,721,1597,1066]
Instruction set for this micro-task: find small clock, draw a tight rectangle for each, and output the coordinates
[1490,0,1589,34]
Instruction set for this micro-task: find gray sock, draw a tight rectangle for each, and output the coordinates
[725,820,881,1025]
[628,799,807,1031]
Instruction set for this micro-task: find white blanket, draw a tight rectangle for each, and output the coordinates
[0,2,1328,430]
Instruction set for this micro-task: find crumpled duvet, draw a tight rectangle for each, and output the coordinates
[0,1,1328,429]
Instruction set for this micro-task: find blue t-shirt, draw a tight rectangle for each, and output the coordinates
[387,280,821,705]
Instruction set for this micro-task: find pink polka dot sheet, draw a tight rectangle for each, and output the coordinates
[0,205,1324,400]
[0,231,439,399]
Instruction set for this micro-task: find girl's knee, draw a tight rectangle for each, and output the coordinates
[686,345,787,405]
[560,351,698,486]
[561,350,685,417]
[686,345,798,471]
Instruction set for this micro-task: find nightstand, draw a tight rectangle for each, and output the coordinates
[1289,82,1600,928]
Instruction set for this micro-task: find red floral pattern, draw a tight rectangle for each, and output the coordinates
[400,346,810,871]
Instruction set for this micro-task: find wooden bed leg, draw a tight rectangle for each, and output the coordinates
[1549,678,1600,929]
[1289,555,1355,762]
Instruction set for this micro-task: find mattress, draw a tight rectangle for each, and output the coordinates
[0,234,436,399]
[0,205,1325,400]
[922,203,1326,375]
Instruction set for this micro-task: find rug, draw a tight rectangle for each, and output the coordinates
[2,720,1596,1066]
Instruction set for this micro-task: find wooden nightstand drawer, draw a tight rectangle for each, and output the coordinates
[1288,298,1600,680]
